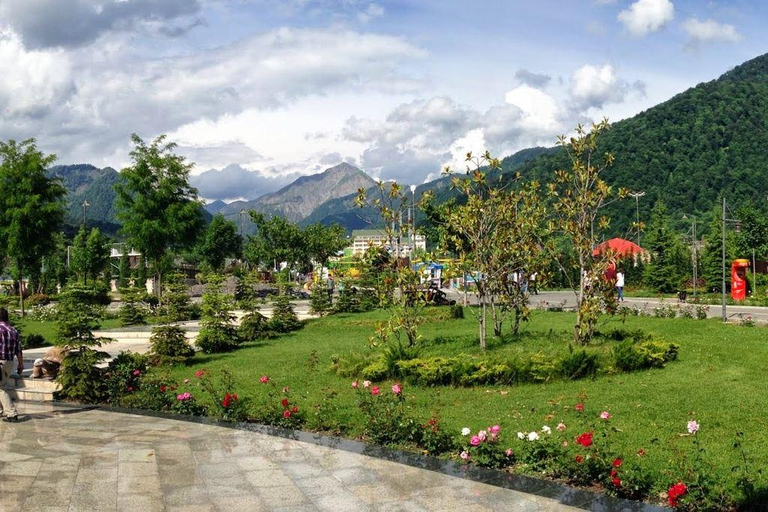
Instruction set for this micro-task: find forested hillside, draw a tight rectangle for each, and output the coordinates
[514,52,768,237]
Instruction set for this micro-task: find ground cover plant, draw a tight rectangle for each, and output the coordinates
[100,308,768,510]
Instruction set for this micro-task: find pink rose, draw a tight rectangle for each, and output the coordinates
[195,370,205,378]
[470,436,481,446]
[490,425,501,434]
[600,411,611,420]
[556,422,567,432]
[351,381,358,389]
[392,384,402,395]
[477,430,487,441]
[460,451,470,461]
[371,386,380,396]
[132,370,141,376]
[260,375,269,384]
[505,448,513,457]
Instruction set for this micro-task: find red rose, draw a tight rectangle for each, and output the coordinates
[576,432,593,448]
[637,448,646,456]
[575,403,584,412]
[610,470,618,478]
[283,410,292,418]
[292,406,299,413]
[281,398,289,407]
[612,458,622,467]
[667,481,688,507]
[575,455,584,463]
[160,385,167,392]
[612,477,621,488]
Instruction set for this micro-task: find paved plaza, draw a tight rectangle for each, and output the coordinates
[0,403,580,512]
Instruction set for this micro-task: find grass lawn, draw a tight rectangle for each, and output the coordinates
[17,318,123,347]
[167,308,766,503]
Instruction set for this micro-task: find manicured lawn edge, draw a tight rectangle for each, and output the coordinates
[94,403,667,511]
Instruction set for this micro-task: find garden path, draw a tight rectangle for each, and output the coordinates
[0,402,580,511]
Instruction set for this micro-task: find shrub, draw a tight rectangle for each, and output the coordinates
[105,352,149,404]
[558,349,599,380]
[613,339,679,372]
[56,347,110,403]
[695,304,709,320]
[26,293,49,307]
[149,325,195,364]
[459,426,514,469]
[119,288,149,326]
[309,284,333,316]
[22,334,47,350]
[237,311,273,342]
[195,275,240,354]
[268,294,303,333]
[355,382,418,445]
[450,304,465,319]
[417,417,457,455]
[198,369,250,422]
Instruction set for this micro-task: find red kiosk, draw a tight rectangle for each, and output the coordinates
[731,259,750,300]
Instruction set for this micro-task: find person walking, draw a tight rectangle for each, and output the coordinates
[529,272,538,295]
[616,270,625,302]
[0,307,22,422]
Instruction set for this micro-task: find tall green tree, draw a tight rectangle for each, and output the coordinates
[244,213,307,271]
[642,201,691,293]
[736,201,768,261]
[70,226,111,286]
[549,120,627,345]
[0,139,66,315]
[303,222,348,268]
[114,135,203,297]
[198,215,242,271]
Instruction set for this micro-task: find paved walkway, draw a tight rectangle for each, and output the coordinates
[0,403,578,512]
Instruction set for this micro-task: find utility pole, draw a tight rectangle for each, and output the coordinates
[722,197,726,322]
[629,191,645,247]
[82,199,90,229]
[692,217,697,300]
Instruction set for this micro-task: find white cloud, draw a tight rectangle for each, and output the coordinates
[0,27,425,168]
[570,64,645,110]
[504,85,560,133]
[0,30,72,117]
[682,18,742,44]
[358,3,384,23]
[0,0,202,49]
[618,0,674,37]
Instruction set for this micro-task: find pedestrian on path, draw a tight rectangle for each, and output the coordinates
[0,307,22,422]
[616,270,625,302]
[530,272,538,295]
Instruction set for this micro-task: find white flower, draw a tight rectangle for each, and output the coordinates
[541,425,552,435]
[687,420,700,435]
[478,430,487,441]
[517,432,525,440]
[527,431,540,441]
[461,427,471,436]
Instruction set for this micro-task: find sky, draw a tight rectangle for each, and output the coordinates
[0,0,765,201]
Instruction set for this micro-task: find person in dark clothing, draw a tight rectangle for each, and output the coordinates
[0,308,23,422]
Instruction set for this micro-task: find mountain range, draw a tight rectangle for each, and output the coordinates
[48,52,768,241]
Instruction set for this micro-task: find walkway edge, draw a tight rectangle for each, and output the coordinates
[94,404,667,512]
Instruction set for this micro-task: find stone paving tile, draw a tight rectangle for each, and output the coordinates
[2,403,582,512]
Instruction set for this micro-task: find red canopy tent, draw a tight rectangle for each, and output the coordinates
[592,238,645,258]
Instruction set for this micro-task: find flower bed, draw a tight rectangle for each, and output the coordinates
[106,355,753,510]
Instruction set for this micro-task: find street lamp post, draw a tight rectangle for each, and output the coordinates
[409,185,416,256]
[628,191,645,247]
[721,197,741,322]
[82,199,90,228]
[683,214,698,300]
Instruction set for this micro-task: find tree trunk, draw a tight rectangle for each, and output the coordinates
[18,277,25,317]
[479,299,487,350]
[575,253,586,345]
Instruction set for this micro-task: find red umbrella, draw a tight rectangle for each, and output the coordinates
[592,238,645,258]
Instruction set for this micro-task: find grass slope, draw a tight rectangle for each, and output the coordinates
[173,309,766,500]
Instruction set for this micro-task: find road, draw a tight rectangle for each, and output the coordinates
[444,289,768,324]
